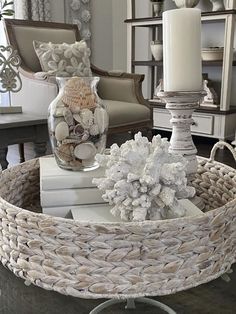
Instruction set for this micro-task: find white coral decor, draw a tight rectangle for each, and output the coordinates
[93,132,195,222]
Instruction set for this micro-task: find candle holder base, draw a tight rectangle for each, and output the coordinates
[157,91,206,210]
[157,91,205,176]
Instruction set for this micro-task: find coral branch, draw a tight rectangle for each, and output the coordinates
[93,132,195,221]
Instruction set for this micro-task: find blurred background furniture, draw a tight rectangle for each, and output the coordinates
[0,112,48,169]
[4,19,152,138]
[125,1,236,141]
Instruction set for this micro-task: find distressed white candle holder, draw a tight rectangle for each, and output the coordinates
[157,91,206,210]
[157,91,206,179]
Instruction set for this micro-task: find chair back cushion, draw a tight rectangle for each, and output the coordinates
[5,20,79,72]
[33,40,91,77]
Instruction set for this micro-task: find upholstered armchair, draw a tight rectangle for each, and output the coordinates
[4,19,152,136]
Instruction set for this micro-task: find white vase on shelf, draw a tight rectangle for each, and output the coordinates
[209,0,225,11]
[173,0,200,8]
[151,1,164,17]
[150,40,163,61]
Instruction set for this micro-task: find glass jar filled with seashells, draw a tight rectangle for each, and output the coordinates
[48,76,109,171]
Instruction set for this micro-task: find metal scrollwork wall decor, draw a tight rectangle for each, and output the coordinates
[0,45,22,113]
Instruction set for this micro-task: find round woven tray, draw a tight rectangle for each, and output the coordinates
[0,142,235,300]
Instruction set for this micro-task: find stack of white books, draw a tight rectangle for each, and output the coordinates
[40,157,106,217]
[71,200,204,223]
[40,157,204,221]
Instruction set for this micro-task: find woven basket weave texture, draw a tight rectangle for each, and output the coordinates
[0,155,235,299]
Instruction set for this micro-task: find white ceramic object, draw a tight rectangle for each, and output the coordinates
[173,0,200,8]
[209,0,225,11]
[93,132,195,222]
[150,41,163,61]
[201,47,224,61]
[151,1,164,17]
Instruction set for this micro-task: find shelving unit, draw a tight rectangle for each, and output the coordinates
[125,1,236,140]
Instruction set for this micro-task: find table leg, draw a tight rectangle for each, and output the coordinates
[0,147,9,170]
[18,143,25,163]
[34,142,47,158]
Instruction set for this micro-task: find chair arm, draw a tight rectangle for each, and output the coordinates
[11,70,58,115]
[19,64,36,80]
[92,65,150,109]
[19,65,57,86]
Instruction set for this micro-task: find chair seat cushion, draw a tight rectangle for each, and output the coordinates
[103,100,151,128]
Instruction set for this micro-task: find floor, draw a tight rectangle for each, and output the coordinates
[1,132,236,314]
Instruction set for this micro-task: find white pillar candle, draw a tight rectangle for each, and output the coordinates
[163,8,202,92]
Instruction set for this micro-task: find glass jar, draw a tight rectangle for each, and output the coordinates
[48,76,109,171]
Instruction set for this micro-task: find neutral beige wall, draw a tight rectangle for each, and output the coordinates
[90,0,127,71]
[90,0,113,70]
[112,0,127,72]
[50,0,128,71]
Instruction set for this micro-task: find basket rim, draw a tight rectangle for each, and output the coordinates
[0,155,235,227]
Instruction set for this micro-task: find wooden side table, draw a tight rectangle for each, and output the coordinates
[0,112,48,169]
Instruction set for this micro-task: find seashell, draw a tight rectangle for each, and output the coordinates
[74,142,97,160]
[63,108,74,126]
[53,106,65,117]
[69,160,83,168]
[49,117,64,132]
[62,138,82,145]
[82,158,96,168]
[73,113,82,124]
[68,103,81,114]
[89,124,99,136]
[94,107,109,134]
[79,109,94,128]
[62,77,97,111]
[70,144,75,159]
[55,143,74,162]
[81,130,90,141]
[73,123,85,136]
[55,121,69,141]
[69,125,75,132]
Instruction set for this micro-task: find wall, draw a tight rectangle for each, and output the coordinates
[49,0,127,71]
[90,0,127,71]
[90,0,113,70]
[112,0,127,71]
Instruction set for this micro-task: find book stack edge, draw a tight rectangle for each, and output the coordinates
[40,157,106,217]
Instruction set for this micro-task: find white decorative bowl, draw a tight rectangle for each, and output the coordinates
[173,0,200,8]
[201,47,224,61]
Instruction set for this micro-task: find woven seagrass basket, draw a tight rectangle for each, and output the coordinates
[0,142,235,300]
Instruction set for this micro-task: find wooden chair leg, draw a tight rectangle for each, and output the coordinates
[18,143,25,163]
